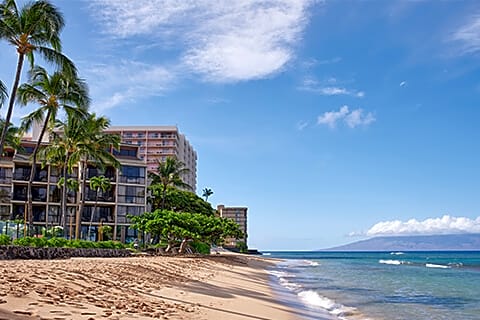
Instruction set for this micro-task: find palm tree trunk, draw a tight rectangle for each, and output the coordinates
[61,156,69,232]
[75,160,87,239]
[27,109,52,235]
[0,53,24,156]
[88,189,99,241]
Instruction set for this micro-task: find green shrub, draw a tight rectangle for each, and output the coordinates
[191,241,210,254]
[0,234,12,245]
[47,237,69,248]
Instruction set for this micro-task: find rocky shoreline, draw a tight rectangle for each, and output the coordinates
[0,245,131,260]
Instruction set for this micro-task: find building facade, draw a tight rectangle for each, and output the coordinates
[104,126,197,190]
[0,142,147,243]
[217,205,248,247]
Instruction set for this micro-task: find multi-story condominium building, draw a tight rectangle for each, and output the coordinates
[0,141,147,243]
[104,126,197,191]
[217,205,248,247]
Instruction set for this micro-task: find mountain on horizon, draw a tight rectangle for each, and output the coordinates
[325,234,480,251]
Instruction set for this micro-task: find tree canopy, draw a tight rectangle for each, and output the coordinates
[130,209,243,253]
[149,185,216,216]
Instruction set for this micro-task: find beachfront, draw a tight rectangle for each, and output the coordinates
[0,254,300,320]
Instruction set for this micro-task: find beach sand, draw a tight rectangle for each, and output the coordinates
[0,254,301,320]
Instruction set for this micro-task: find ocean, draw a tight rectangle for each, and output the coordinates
[266,251,480,320]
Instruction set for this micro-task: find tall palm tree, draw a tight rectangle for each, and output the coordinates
[149,157,191,209]
[87,175,111,240]
[0,0,76,156]
[63,113,120,239]
[202,187,213,202]
[18,66,88,233]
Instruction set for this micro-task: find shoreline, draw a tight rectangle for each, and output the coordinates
[0,253,303,319]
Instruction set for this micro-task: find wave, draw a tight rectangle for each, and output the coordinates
[390,252,405,255]
[262,253,271,256]
[379,259,403,265]
[298,290,360,319]
[425,263,450,269]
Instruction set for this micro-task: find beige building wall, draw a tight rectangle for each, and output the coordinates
[104,126,197,191]
[217,205,248,247]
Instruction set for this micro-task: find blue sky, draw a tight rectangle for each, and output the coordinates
[1,0,480,250]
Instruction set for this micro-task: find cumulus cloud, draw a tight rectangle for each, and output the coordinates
[318,105,375,128]
[83,60,175,112]
[89,0,315,82]
[366,215,480,236]
[399,81,406,87]
[450,14,480,55]
[299,77,365,97]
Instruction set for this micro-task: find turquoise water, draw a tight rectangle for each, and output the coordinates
[266,251,480,320]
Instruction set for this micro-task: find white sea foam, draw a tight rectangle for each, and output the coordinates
[305,260,320,266]
[390,252,405,255]
[298,290,359,319]
[426,263,450,269]
[379,259,402,265]
[263,253,271,256]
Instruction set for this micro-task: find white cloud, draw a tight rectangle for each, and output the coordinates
[89,0,315,82]
[399,81,406,87]
[299,77,365,97]
[450,14,480,55]
[344,108,375,128]
[83,60,175,112]
[366,215,480,236]
[318,105,375,128]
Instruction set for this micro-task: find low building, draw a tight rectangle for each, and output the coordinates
[0,141,147,243]
[217,204,248,248]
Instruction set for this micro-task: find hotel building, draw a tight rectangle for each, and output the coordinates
[0,141,147,243]
[217,205,248,247]
[104,126,197,191]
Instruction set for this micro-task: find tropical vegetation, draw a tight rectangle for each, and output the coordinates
[0,0,76,156]
[0,0,245,255]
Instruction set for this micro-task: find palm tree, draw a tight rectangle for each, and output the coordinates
[87,175,111,240]
[202,187,213,202]
[64,113,120,239]
[0,0,76,156]
[149,157,191,209]
[18,66,88,233]
[0,118,22,155]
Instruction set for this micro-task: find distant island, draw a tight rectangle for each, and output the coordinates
[325,234,480,251]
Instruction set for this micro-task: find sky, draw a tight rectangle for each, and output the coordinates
[1,0,480,250]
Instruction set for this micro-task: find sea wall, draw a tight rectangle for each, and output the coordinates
[0,245,131,260]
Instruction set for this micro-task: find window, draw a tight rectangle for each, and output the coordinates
[87,166,116,180]
[32,205,46,222]
[117,205,144,223]
[81,206,114,223]
[117,186,145,204]
[85,185,115,202]
[0,167,12,184]
[0,205,10,220]
[49,186,61,203]
[0,186,11,204]
[13,165,31,181]
[124,133,132,138]
[48,206,60,224]
[119,166,145,184]
[32,187,47,202]
[137,133,144,138]
[13,185,27,201]
[114,147,137,157]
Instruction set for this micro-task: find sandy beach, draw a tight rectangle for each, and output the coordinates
[0,254,301,320]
